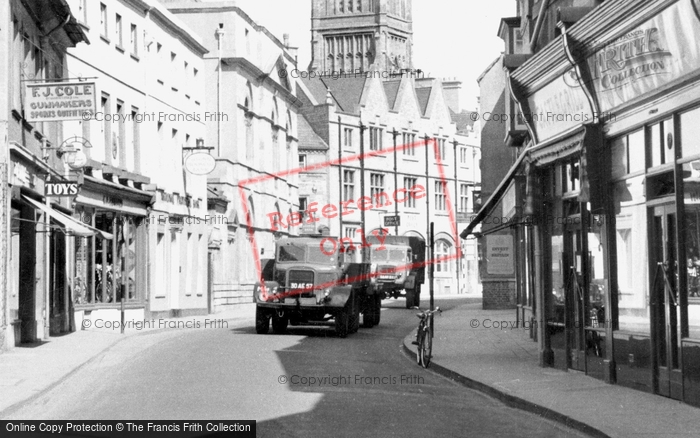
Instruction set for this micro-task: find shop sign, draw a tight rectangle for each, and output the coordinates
[527,73,593,142]
[586,0,700,112]
[45,182,79,197]
[486,235,514,275]
[185,153,216,175]
[24,82,96,122]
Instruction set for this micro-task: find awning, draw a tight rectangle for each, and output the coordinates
[460,124,598,239]
[528,125,588,167]
[460,148,529,239]
[22,195,112,239]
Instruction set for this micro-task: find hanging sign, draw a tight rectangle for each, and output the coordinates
[24,81,96,122]
[185,152,216,175]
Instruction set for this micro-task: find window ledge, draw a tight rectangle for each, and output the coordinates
[402,157,419,162]
[130,53,140,62]
[115,44,125,53]
[100,35,111,44]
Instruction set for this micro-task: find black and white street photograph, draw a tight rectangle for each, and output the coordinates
[0,0,699,437]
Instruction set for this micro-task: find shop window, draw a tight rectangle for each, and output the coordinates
[614,175,649,332]
[562,158,580,194]
[612,130,646,179]
[681,162,700,339]
[74,211,144,306]
[649,118,674,168]
[681,106,700,158]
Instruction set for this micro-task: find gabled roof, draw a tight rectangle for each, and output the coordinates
[298,114,329,151]
[383,80,402,110]
[300,76,367,114]
[415,87,432,116]
[450,108,477,133]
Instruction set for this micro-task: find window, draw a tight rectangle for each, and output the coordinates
[343,170,355,201]
[299,197,308,212]
[435,181,446,211]
[404,177,417,208]
[435,138,446,161]
[298,154,307,168]
[435,240,452,273]
[115,14,123,47]
[130,24,138,55]
[611,129,645,179]
[116,100,125,165]
[650,118,675,168]
[369,127,382,151]
[101,93,111,163]
[131,107,140,172]
[459,147,468,164]
[100,3,108,38]
[459,184,469,212]
[344,227,356,238]
[78,0,87,24]
[681,106,700,157]
[344,128,353,148]
[370,173,385,205]
[562,158,580,193]
[402,132,416,156]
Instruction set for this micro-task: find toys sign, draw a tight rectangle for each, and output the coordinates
[45,182,79,197]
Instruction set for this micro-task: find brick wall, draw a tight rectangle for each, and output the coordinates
[482,280,516,309]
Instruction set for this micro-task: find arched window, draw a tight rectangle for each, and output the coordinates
[246,196,255,232]
[435,239,452,273]
[243,81,254,111]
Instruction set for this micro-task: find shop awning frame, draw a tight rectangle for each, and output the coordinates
[460,124,593,239]
[22,195,113,239]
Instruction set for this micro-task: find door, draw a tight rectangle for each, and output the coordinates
[564,223,586,371]
[650,203,682,399]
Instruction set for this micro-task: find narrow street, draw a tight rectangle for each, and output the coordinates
[5,298,586,438]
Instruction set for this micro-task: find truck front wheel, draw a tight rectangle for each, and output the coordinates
[335,305,350,338]
[373,294,381,326]
[349,293,360,334]
[272,314,288,334]
[255,306,270,334]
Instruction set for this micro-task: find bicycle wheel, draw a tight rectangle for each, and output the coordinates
[416,322,426,365]
[421,322,433,368]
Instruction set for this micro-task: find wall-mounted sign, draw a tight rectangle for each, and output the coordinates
[25,82,96,122]
[486,234,514,275]
[586,0,700,113]
[185,153,216,175]
[384,215,401,227]
[45,182,79,197]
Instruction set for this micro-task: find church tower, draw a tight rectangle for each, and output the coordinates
[309,0,413,74]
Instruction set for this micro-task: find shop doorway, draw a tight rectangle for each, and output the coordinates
[649,203,683,400]
[564,220,586,371]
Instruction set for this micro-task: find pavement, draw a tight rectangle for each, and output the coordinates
[402,302,700,438]
[0,303,256,417]
[1,298,698,437]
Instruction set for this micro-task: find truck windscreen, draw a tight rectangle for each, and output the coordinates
[278,245,305,262]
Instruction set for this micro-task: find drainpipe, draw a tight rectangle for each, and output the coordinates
[216,24,225,157]
[529,0,550,53]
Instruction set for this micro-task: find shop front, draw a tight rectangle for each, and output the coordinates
[463,0,700,409]
[71,175,150,327]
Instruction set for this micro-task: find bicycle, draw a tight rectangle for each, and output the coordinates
[412,306,442,368]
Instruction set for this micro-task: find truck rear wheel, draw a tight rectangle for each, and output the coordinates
[405,288,415,309]
[255,306,270,334]
[349,293,360,334]
[373,294,381,326]
[272,314,288,334]
[362,295,376,328]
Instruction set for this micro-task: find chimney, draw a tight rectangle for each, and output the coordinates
[442,78,462,113]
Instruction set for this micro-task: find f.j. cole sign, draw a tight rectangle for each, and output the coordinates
[25,82,96,122]
[45,182,80,197]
